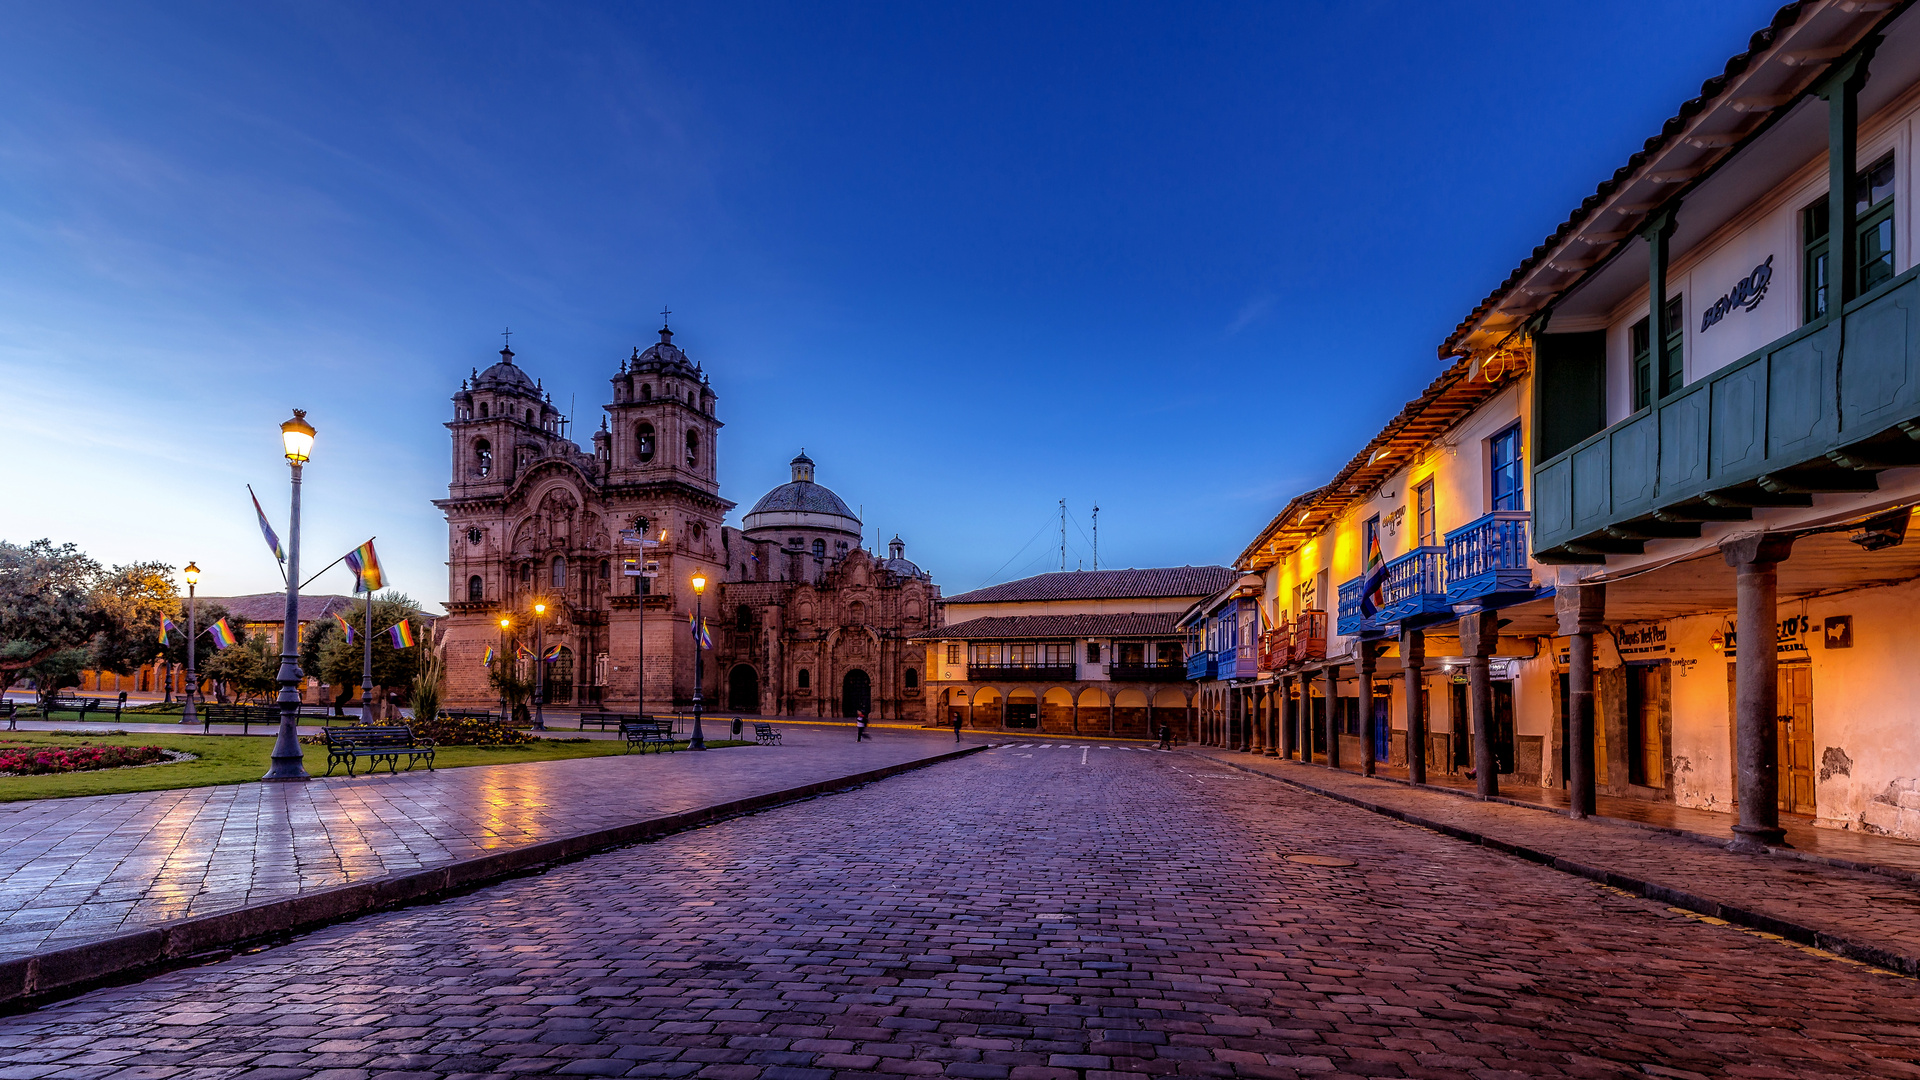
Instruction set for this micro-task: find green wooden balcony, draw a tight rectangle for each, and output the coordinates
[1534,265,1920,560]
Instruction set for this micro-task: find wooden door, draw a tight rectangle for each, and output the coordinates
[1778,663,1815,815]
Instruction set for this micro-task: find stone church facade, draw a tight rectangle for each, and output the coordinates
[434,323,939,721]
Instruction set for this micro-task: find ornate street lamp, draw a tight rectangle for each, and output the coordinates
[532,601,548,731]
[182,561,199,728]
[498,615,512,723]
[264,410,314,781]
[689,572,707,750]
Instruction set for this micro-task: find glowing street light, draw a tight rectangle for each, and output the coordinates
[689,572,707,750]
[182,561,200,730]
[264,410,314,781]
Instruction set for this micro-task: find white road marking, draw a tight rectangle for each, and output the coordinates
[1081,747,1088,766]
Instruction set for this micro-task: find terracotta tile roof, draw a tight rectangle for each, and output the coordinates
[914,612,1184,641]
[943,567,1238,605]
[1236,354,1514,571]
[199,594,361,624]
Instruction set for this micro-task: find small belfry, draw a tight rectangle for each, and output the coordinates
[433,318,940,721]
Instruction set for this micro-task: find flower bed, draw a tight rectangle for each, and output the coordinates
[409,714,533,746]
[0,743,168,776]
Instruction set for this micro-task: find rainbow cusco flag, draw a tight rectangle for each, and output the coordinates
[207,618,237,649]
[388,621,415,648]
[159,618,178,644]
[343,540,384,593]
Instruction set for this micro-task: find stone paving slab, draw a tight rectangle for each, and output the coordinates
[1,742,1916,1078]
[1189,746,1920,976]
[0,725,984,1001]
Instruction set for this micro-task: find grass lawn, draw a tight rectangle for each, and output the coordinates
[0,731,748,801]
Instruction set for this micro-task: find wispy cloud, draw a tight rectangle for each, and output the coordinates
[1226,292,1275,336]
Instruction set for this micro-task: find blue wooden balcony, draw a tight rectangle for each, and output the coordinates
[1445,511,1534,605]
[1376,546,1449,626]
[1215,642,1257,680]
[1534,266,1920,559]
[1336,577,1374,636]
[1186,650,1216,681]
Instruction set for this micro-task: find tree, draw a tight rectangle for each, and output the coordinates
[0,540,104,700]
[89,561,179,687]
[160,600,234,701]
[312,592,428,709]
[202,628,274,702]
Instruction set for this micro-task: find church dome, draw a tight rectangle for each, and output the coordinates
[632,323,699,378]
[742,451,862,537]
[883,535,929,581]
[475,347,538,394]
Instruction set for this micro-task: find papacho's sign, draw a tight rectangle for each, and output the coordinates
[1616,621,1670,659]
[1701,255,1773,332]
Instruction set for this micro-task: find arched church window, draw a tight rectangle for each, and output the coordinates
[904,668,918,690]
[736,604,752,632]
[475,439,492,478]
[520,563,532,585]
[599,559,610,580]
[797,669,810,689]
[479,402,488,418]
[635,423,655,463]
[685,429,700,466]
[812,539,826,558]
[642,383,653,401]
[468,576,484,602]
[551,556,567,589]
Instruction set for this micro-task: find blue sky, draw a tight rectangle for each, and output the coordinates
[0,1,1778,607]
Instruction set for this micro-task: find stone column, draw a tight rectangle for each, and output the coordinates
[1461,609,1498,798]
[1323,664,1342,770]
[1358,643,1378,777]
[1402,628,1426,785]
[1298,668,1316,763]
[1281,675,1297,759]
[1725,534,1795,851]
[1265,685,1280,758]
[1556,584,1606,819]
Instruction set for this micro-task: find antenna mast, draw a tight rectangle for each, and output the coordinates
[1092,505,1099,571]
[1059,499,1067,572]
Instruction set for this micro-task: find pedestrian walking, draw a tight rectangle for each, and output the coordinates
[952,712,963,742]
[1157,722,1172,750]
[856,710,870,741]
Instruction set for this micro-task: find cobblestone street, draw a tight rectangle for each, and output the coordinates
[3,743,1918,1079]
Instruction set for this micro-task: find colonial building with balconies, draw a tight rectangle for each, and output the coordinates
[916,566,1234,737]
[1447,0,1920,845]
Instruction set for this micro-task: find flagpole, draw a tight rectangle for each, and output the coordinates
[298,552,350,591]
[361,587,374,723]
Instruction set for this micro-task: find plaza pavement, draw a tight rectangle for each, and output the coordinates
[1186,745,1920,978]
[0,741,1916,1078]
[0,725,987,1002]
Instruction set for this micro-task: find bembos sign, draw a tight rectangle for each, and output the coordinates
[1700,255,1773,332]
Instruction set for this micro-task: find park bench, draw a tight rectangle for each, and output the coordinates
[43,692,125,721]
[577,711,639,731]
[1,702,14,731]
[617,718,677,754]
[322,724,436,776]
[754,723,783,746]
[200,703,278,734]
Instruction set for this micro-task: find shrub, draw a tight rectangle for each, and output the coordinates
[404,714,533,746]
[0,743,167,775]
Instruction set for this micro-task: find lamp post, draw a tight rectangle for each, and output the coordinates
[498,615,511,723]
[532,601,548,731]
[264,410,314,781]
[181,562,199,728]
[690,572,707,750]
